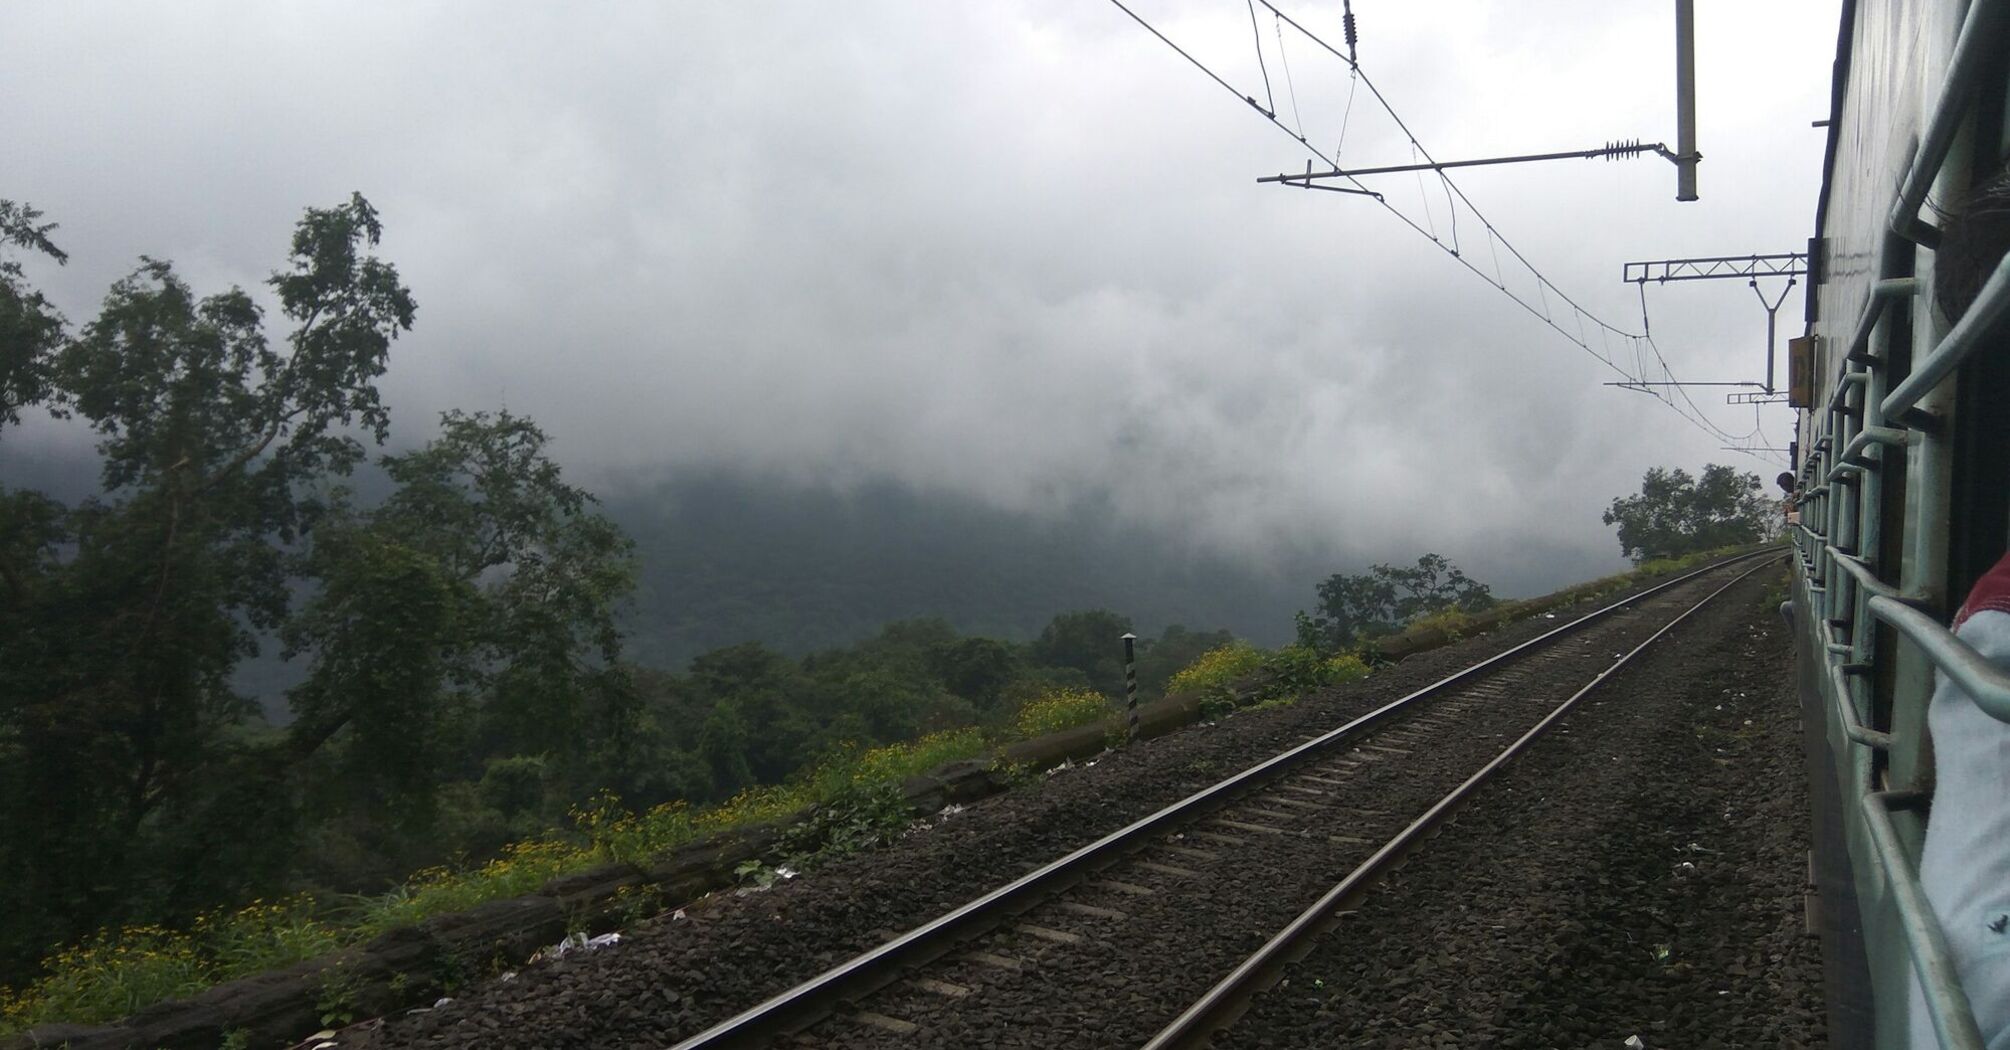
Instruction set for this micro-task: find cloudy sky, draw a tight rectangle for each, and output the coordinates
[1,1,1837,595]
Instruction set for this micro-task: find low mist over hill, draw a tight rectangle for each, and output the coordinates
[604,470,1311,668]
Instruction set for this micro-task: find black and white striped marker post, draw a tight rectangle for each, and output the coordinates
[1122,632,1139,741]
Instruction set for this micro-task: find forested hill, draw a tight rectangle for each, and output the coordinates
[604,471,1309,667]
[0,445,1311,682]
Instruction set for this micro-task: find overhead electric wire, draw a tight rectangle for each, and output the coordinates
[1105,0,1781,464]
[1246,0,1276,117]
[1261,0,1771,458]
[1258,0,1770,460]
[1107,0,1626,377]
[1273,14,1306,140]
[1256,0,1644,350]
[1334,67,1360,158]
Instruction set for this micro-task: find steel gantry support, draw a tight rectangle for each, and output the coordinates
[1622,253,1808,283]
[1622,252,1807,392]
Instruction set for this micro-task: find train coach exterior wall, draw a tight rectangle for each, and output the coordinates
[5,555,1745,1050]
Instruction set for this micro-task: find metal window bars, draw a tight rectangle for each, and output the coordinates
[1793,1,2010,1044]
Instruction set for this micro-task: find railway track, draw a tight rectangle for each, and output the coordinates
[667,549,1783,1050]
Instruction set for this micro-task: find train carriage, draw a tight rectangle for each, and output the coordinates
[1793,0,2010,1046]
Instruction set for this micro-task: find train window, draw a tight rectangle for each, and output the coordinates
[1945,157,2010,611]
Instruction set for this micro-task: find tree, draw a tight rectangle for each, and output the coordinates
[0,194,416,969]
[1030,609,1134,697]
[285,410,639,825]
[1297,553,1496,651]
[928,636,1021,710]
[0,200,68,429]
[1601,464,1773,564]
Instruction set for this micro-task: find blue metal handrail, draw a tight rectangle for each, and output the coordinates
[1863,791,1988,1050]
[1882,255,2010,418]
[1870,595,2010,723]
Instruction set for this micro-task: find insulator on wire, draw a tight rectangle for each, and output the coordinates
[1342,0,1358,63]
[1603,139,1647,160]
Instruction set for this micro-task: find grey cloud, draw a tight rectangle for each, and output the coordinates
[1,0,1836,598]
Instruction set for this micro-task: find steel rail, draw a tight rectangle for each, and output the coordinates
[1140,554,1782,1049]
[664,548,1780,1049]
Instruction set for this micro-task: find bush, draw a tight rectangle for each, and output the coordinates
[1263,645,1325,693]
[1408,607,1477,639]
[1013,687,1114,738]
[778,783,914,865]
[0,926,206,1031]
[1322,651,1370,684]
[202,896,342,978]
[1242,646,1373,708]
[0,896,344,1033]
[355,840,596,936]
[1165,643,1266,697]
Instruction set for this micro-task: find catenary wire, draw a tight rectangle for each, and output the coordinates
[1257,0,1773,458]
[1274,14,1307,139]
[1107,0,1780,463]
[1246,0,1277,117]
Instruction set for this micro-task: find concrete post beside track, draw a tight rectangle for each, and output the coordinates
[1123,633,1140,741]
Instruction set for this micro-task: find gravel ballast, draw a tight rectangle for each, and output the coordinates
[1215,567,1823,1049]
[342,561,1814,1049]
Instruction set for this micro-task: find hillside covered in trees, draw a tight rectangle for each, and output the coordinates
[604,471,1309,667]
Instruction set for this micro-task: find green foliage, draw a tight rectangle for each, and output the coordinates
[928,636,1021,709]
[0,199,68,426]
[1013,687,1115,738]
[1196,692,1239,721]
[1030,610,1134,697]
[1,194,419,977]
[1179,644,1374,718]
[0,198,644,991]
[1320,651,1371,684]
[352,842,595,936]
[1163,642,1266,697]
[285,409,638,838]
[3,197,1280,1032]
[1258,645,1362,700]
[1297,553,1497,651]
[1132,625,1236,696]
[0,897,337,1033]
[0,925,207,1032]
[1408,606,1477,640]
[1602,464,1774,564]
[315,961,366,1028]
[200,897,342,978]
[0,723,998,1034]
[778,783,914,866]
